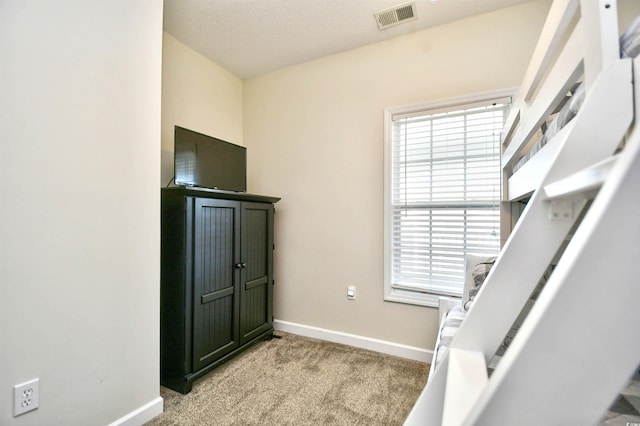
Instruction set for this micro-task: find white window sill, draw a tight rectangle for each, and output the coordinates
[384,288,441,308]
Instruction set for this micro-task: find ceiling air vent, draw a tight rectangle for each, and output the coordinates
[374,1,417,31]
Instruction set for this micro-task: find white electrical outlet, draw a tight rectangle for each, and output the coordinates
[549,200,573,221]
[347,286,356,300]
[14,378,39,417]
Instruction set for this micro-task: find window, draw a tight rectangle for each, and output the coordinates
[384,91,510,307]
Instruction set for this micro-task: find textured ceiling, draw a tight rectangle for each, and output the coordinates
[163,0,535,79]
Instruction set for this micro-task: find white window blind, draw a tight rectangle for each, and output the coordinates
[388,97,509,299]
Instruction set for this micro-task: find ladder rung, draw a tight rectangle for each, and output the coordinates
[442,348,488,426]
[543,154,618,200]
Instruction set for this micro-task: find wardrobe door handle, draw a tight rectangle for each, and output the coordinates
[235,263,247,269]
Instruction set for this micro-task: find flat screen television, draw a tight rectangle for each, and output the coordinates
[174,126,247,192]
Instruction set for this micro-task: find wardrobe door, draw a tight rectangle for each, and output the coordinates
[192,198,241,370]
[239,202,274,344]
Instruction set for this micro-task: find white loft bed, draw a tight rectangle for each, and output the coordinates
[405,0,640,424]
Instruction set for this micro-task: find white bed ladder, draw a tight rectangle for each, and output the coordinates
[404,36,640,426]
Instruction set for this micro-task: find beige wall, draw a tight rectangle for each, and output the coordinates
[161,33,244,186]
[243,1,551,350]
[619,0,640,30]
[0,0,162,424]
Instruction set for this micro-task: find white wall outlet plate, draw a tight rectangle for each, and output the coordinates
[549,200,573,221]
[347,285,356,300]
[14,378,39,416]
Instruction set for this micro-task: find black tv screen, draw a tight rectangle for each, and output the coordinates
[174,126,247,192]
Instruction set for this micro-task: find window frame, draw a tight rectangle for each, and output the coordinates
[383,89,513,307]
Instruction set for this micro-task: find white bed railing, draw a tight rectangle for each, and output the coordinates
[501,0,622,202]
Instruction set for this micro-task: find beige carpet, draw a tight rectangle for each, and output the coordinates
[147,332,429,425]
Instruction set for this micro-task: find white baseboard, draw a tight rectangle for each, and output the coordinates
[273,320,433,363]
[108,396,163,426]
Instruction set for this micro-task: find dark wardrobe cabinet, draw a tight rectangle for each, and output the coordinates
[160,187,280,394]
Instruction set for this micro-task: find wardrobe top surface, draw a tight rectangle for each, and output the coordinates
[162,186,280,204]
